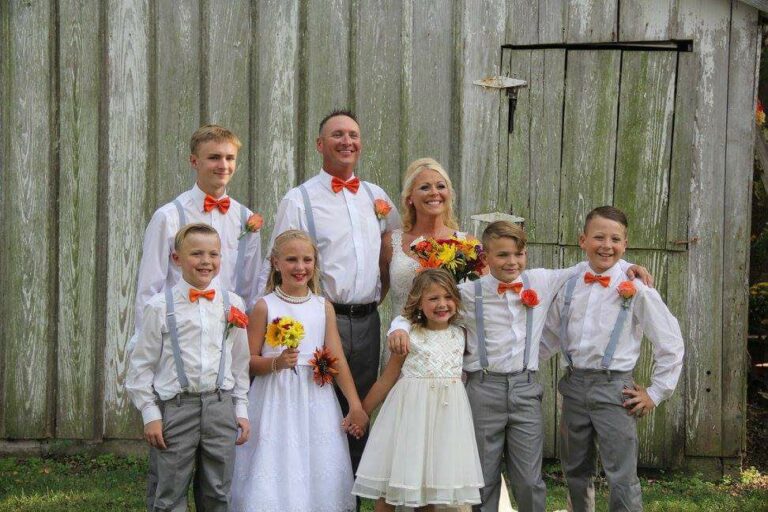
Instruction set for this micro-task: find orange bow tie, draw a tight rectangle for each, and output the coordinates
[203,195,231,214]
[189,288,216,302]
[331,176,360,194]
[498,282,523,295]
[584,272,610,287]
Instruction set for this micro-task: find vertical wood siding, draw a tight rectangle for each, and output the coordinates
[0,0,758,471]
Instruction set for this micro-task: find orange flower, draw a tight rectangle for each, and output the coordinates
[238,213,264,239]
[520,289,540,308]
[418,253,443,270]
[227,306,249,329]
[373,199,392,220]
[617,281,637,309]
[308,346,339,387]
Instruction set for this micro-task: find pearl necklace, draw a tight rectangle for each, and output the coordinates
[274,286,312,304]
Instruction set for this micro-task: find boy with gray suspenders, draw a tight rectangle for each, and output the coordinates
[129,125,262,511]
[388,221,650,512]
[127,223,251,512]
[541,206,684,512]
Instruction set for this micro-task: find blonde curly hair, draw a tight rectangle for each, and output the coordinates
[400,158,459,232]
[402,269,462,328]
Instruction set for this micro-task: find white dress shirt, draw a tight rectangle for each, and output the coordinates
[256,170,400,303]
[130,184,262,351]
[126,279,250,424]
[542,262,684,406]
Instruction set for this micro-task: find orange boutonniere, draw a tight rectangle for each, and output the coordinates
[373,198,393,220]
[308,346,339,387]
[238,213,264,240]
[617,281,637,309]
[520,289,540,308]
[225,306,249,338]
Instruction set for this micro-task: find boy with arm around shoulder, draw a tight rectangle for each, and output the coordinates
[541,206,684,512]
[388,221,651,512]
[127,223,251,512]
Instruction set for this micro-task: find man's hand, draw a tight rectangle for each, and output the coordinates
[622,384,656,417]
[144,420,167,450]
[627,265,654,288]
[387,329,411,356]
[236,417,250,445]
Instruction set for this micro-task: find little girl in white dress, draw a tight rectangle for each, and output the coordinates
[353,269,483,511]
[231,230,368,512]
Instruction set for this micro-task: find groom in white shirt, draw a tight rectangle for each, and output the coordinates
[257,110,400,493]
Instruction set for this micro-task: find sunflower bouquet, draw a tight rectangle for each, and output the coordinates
[265,316,305,374]
[410,235,485,282]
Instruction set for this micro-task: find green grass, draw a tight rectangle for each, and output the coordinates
[1,456,767,511]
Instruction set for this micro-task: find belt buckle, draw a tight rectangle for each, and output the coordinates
[349,304,359,316]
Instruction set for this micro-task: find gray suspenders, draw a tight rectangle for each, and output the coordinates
[299,180,376,244]
[299,180,376,292]
[559,274,634,369]
[165,287,232,392]
[173,198,249,300]
[474,273,533,373]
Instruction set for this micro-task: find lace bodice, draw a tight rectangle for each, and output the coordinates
[400,325,465,379]
[388,229,467,317]
[389,229,421,317]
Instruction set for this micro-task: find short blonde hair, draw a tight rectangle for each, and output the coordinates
[174,223,220,252]
[402,269,462,327]
[189,124,242,155]
[481,221,526,251]
[400,158,459,232]
[266,230,321,294]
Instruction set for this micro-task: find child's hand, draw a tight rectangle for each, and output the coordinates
[626,265,654,288]
[387,329,410,355]
[622,384,656,417]
[235,417,250,445]
[277,348,299,370]
[143,420,166,450]
[342,408,369,439]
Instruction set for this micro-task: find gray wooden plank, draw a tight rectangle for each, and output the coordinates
[103,0,149,439]
[0,0,10,440]
[526,243,559,458]
[526,49,565,244]
[2,0,54,439]
[666,52,695,251]
[299,0,350,180]
[57,0,101,439]
[402,0,454,170]
[506,0,538,45]
[456,0,506,226]
[566,0,618,43]
[155,0,200,205]
[202,0,251,200]
[539,0,567,44]
[504,49,531,222]
[558,50,620,246]
[676,0,730,458]
[354,0,402,199]
[623,249,670,467]
[251,0,300,240]
[614,51,677,250]
[619,0,674,41]
[664,250,688,468]
[722,1,759,459]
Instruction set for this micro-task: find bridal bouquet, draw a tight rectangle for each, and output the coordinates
[411,236,485,282]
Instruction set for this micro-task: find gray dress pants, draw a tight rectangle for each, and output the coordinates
[150,391,238,512]
[558,369,643,512]
[466,371,547,512]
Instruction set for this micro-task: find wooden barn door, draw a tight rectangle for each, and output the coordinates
[499,46,692,467]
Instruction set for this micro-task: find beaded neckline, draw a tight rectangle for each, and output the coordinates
[274,286,312,304]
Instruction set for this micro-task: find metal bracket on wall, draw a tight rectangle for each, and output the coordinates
[473,76,527,133]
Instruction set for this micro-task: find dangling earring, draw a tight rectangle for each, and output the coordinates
[416,309,423,320]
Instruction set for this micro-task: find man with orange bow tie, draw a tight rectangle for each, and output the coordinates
[257,110,400,502]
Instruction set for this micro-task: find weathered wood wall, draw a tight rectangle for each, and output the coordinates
[0,0,759,472]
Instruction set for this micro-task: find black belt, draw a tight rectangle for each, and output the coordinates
[332,301,378,317]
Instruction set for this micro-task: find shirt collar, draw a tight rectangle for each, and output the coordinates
[191,183,229,210]
[585,261,623,280]
[176,278,219,304]
[482,272,524,293]
[319,169,357,192]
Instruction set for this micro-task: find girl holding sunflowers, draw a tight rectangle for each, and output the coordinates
[231,230,368,512]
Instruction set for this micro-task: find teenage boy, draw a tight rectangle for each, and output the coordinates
[131,124,262,349]
[127,223,251,512]
[388,221,651,512]
[541,206,684,512]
